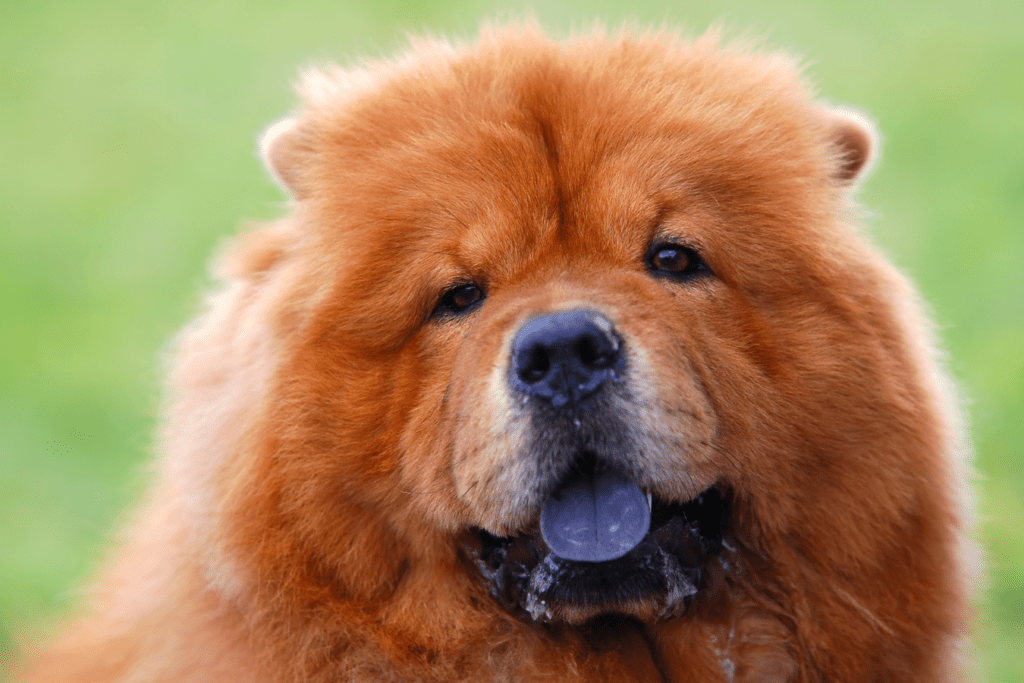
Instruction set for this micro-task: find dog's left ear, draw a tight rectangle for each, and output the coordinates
[824,107,878,188]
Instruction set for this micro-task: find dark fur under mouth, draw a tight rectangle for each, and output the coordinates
[465,485,728,623]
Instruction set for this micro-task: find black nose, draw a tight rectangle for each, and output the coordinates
[511,310,622,408]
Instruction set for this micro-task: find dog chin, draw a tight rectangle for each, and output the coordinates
[465,486,728,624]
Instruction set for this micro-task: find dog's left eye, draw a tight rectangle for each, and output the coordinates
[647,243,707,279]
[436,283,485,315]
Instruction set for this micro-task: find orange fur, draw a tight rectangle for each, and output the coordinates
[20,24,975,682]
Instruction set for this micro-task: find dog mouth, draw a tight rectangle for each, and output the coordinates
[465,454,728,623]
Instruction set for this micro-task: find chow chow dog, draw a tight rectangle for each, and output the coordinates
[22,24,975,683]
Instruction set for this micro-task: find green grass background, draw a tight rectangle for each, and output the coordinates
[1,0,1021,679]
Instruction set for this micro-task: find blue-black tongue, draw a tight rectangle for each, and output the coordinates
[540,465,651,563]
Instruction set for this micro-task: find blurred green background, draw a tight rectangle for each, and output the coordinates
[1,0,1020,680]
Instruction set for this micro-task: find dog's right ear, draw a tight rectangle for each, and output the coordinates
[260,116,313,198]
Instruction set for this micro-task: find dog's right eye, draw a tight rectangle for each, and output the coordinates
[436,283,485,316]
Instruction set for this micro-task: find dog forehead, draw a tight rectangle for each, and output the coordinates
[302,31,843,291]
[309,30,818,179]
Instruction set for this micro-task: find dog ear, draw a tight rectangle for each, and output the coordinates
[259,66,378,197]
[260,116,313,197]
[824,106,878,188]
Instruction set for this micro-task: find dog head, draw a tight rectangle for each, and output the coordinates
[184,28,963,641]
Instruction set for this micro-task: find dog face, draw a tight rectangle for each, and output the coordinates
[228,28,957,637]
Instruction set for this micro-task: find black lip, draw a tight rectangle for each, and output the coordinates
[467,485,728,622]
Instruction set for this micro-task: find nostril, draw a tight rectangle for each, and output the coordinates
[576,335,613,369]
[518,346,551,384]
[576,337,597,366]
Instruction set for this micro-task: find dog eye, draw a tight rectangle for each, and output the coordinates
[437,283,485,315]
[647,244,707,279]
